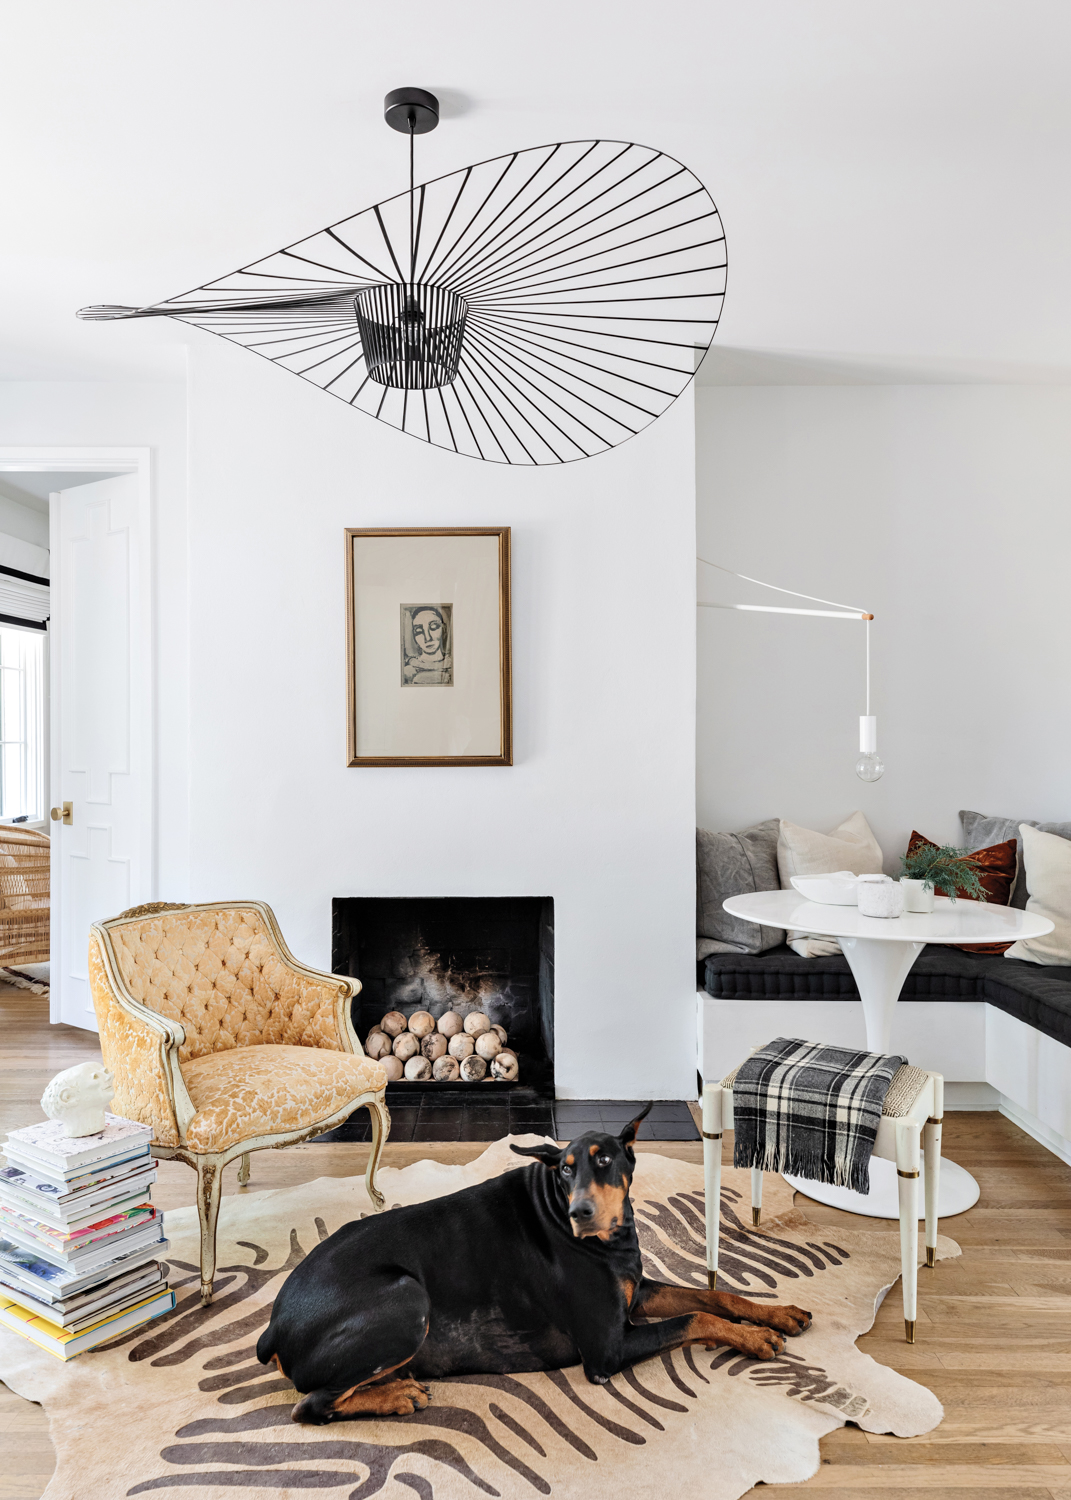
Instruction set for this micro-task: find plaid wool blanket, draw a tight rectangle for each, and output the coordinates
[731,1037,907,1194]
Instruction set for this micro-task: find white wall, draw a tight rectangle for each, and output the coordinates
[0,381,189,894]
[696,384,1071,865]
[187,343,698,1101]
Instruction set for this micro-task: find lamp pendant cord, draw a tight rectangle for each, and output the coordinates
[409,117,415,287]
[866,618,870,716]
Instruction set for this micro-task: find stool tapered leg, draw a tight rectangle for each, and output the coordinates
[923,1074,943,1269]
[896,1121,921,1341]
[702,1082,723,1289]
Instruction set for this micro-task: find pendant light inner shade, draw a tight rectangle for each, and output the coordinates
[78,139,726,465]
[355,283,468,389]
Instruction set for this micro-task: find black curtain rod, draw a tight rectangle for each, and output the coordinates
[0,562,49,588]
[0,613,46,632]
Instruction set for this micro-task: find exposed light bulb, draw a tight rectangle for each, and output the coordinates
[855,715,884,783]
[855,750,885,783]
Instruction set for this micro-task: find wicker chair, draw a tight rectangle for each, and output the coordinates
[89,900,389,1303]
[0,826,50,968]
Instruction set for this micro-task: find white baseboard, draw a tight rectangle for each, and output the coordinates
[998,1095,1071,1168]
[944,1082,1000,1110]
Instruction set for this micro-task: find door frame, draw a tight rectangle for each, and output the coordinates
[0,447,153,1023]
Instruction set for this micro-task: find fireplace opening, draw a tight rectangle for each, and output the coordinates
[332,896,554,1098]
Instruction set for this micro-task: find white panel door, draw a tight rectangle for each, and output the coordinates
[50,474,153,1030]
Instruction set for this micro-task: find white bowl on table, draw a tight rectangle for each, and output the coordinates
[789,872,859,906]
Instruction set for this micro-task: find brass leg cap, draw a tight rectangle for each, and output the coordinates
[752,1207,761,1226]
[905,1319,916,1343]
[925,1246,936,1268]
[707,1268,717,1290]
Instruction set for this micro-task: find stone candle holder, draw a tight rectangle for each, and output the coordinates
[856,875,904,919]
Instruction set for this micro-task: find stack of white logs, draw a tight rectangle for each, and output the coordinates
[363,1010,520,1084]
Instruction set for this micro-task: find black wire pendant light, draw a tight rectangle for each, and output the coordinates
[79,88,727,465]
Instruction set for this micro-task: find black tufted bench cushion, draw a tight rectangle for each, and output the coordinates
[700,946,1071,1050]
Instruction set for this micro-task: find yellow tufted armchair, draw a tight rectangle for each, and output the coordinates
[88,900,388,1304]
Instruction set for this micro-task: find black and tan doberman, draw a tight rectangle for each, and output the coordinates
[257,1104,812,1423]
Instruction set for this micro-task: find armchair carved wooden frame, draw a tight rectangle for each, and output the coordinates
[89,900,389,1305]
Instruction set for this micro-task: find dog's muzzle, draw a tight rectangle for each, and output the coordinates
[568,1197,598,1236]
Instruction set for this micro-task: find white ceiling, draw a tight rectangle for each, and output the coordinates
[4,1,1070,385]
[0,473,122,510]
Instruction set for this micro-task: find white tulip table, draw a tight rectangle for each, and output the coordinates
[720,890,1055,1219]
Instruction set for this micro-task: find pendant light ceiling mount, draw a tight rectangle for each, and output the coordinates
[78,89,726,465]
[383,86,440,135]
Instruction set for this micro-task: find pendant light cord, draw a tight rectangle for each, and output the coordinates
[409,115,415,287]
[866,618,870,716]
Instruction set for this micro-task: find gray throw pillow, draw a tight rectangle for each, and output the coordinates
[697,820,782,958]
[960,810,1071,909]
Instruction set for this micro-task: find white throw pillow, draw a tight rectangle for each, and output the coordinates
[1005,824,1071,966]
[779,812,884,958]
[777,810,885,883]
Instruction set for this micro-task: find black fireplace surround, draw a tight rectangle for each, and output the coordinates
[332,896,554,1098]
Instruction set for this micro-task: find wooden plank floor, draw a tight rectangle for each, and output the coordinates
[2,986,1071,1498]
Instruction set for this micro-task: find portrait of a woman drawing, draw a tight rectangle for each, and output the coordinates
[401,603,453,685]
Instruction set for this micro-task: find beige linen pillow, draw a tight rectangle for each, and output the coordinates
[1005,823,1071,966]
[778,812,884,957]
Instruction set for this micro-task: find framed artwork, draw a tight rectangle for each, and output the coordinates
[346,527,512,767]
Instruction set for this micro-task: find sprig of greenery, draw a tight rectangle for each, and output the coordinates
[899,843,989,902]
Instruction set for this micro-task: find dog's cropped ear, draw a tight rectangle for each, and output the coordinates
[510,1142,563,1168]
[619,1103,653,1151]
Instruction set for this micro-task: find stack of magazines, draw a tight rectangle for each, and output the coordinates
[0,1114,174,1359]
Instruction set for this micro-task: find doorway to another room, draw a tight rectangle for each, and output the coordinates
[0,449,154,1031]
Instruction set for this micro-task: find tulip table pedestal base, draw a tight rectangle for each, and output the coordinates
[784,1155,980,1220]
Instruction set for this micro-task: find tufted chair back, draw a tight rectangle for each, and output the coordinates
[106,904,347,1062]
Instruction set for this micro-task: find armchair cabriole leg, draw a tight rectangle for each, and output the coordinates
[365,1094,389,1212]
[237,1153,251,1187]
[896,1121,921,1342]
[751,1166,764,1226]
[197,1158,224,1306]
[923,1073,943,1270]
[701,1082,723,1289]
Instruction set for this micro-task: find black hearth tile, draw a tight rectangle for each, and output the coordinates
[418,1108,465,1127]
[643,1103,693,1120]
[553,1102,600,1119]
[313,1120,370,1143]
[510,1106,555,1124]
[461,1119,508,1142]
[465,1106,509,1123]
[417,1120,463,1142]
[312,1125,360,1144]
[556,1119,602,1139]
[642,1122,700,1141]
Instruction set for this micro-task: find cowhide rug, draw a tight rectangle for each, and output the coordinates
[0,1137,957,1500]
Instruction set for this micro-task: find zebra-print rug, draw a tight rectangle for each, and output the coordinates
[0,1137,956,1500]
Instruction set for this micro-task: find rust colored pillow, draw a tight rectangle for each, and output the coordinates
[906,831,1018,953]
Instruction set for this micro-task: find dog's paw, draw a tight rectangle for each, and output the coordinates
[762,1303,812,1337]
[390,1378,431,1414]
[722,1327,784,1360]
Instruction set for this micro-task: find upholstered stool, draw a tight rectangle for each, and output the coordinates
[702,1062,943,1342]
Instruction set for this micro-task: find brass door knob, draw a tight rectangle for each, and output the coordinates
[50,802,73,826]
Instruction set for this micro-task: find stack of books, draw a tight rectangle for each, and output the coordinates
[0,1113,174,1359]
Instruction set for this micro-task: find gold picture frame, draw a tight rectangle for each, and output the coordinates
[346,527,512,767]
